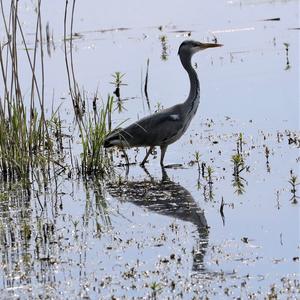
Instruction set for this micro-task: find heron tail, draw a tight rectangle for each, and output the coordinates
[103,128,126,148]
[103,138,114,148]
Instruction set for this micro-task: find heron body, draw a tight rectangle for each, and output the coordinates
[104,40,222,166]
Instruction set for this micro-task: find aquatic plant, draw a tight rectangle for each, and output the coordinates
[63,1,116,176]
[110,71,127,98]
[200,164,214,201]
[194,151,201,171]
[154,102,163,113]
[289,170,299,204]
[206,165,214,201]
[265,146,270,162]
[194,151,201,189]
[109,72,127,113]
[237,132,244,154]
[201,162,206,178]
[265,146,271,172]
[159,35,169,61]
[206,165,214,184]
[231,153,245,177]
[231,153,246,195]
[150,281,162,299]
[283,42,290,70]
[64,0,86,119]
[79,95,114,176]
[0,0,59,187]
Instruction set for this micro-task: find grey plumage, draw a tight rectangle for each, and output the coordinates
[104,40,222,166]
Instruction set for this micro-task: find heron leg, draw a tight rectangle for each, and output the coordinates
[121,148,130,166]
[140,146,154,166]
[160,145,168,166]
[161,165,170,182]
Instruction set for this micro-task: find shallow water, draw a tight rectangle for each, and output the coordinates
[0,0,299,299]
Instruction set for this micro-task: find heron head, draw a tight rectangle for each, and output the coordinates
[178,40,223,56]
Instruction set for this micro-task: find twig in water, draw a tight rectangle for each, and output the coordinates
[220,197,225,226]
[144,58,150,110]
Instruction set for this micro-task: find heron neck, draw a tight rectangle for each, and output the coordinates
[180,54,200,110]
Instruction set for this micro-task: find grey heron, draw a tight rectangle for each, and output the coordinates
[104,40,222,166]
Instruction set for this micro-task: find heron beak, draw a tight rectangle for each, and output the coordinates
[197,42,223,49]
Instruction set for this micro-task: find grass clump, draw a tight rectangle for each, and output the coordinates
[0,0,56,187]
[0,105,53,183]
[79,95,114,176]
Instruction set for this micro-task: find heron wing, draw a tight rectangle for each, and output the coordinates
[121,107,184,146]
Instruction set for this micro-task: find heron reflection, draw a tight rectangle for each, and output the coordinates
[107,167,209,272]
